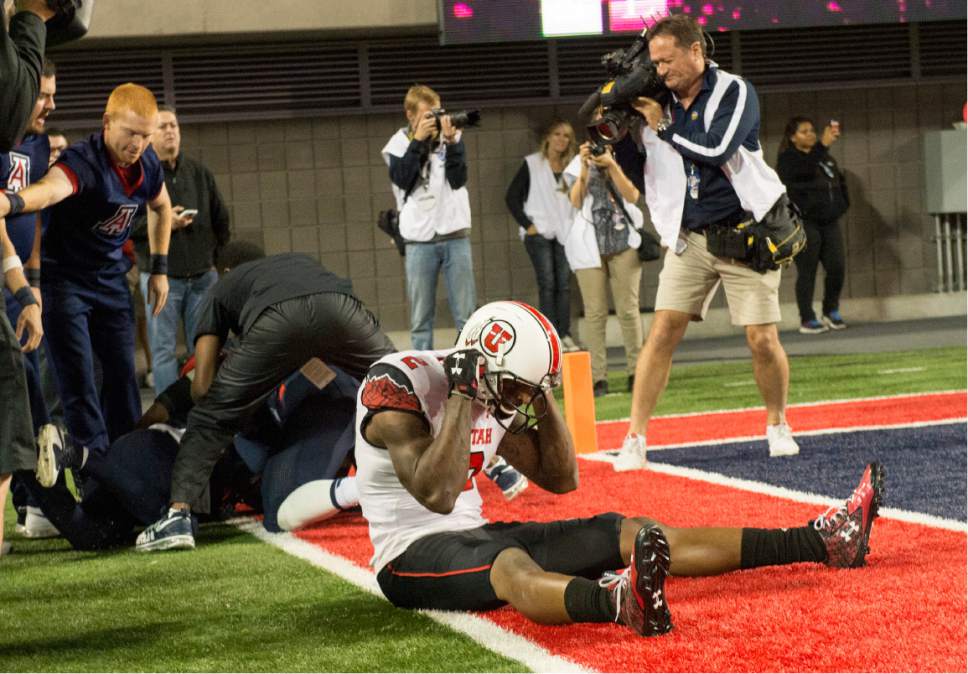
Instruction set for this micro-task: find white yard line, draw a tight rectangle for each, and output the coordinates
[233,518,594,674]
[878,367,926,374]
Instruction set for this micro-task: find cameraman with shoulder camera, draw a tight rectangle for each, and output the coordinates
[381,84,476,352]
[1,0,56,152]
[1,0,54,556]
[616,14,800,470]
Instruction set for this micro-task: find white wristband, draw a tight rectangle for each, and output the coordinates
[2,255,23,273]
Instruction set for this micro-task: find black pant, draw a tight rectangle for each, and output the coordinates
[794,219,845,322]
[0,294,34,475]
[170,292,395,507]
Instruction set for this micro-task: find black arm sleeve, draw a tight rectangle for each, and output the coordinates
[388,139,430,193]
[207,169,231,250]
[155,376,195,424]
[0,12,46,152]
[444,139,468,190]
[505,161,532,229]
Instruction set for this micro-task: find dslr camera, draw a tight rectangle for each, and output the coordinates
[428,107,482,134]
[579,26,670,148]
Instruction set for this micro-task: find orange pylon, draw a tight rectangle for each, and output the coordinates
[562,351,599,454]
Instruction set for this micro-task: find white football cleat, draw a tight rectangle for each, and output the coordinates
[767,422,800,457]
[613,433,648,472]
[22,506,60,539]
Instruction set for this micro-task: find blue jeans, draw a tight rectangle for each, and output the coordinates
[523,235,572,339]
[140,270,218,395]
[405,237,477,350]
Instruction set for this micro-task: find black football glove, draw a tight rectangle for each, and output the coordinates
[444,349,485,400]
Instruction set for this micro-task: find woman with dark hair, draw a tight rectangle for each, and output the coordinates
[505,119,580,352]
[777,116,849,334]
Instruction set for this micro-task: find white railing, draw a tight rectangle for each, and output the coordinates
[934,213,967,292]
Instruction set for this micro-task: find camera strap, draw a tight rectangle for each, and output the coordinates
[603,176,638,230]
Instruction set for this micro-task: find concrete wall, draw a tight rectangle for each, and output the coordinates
[142,79,960,338]
[64,79,962,342]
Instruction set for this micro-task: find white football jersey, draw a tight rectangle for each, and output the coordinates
[355,349,507,572]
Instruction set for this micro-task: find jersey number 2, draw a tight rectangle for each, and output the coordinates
[464,451,485,491]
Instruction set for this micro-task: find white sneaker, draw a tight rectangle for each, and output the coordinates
[613,433,647,472]
[561,335,581,352]
[767,423,800,457]
[22,506,60,539]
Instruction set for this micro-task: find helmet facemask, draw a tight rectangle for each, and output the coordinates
[481,370,560,434]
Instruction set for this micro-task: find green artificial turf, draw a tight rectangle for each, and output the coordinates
[0,520,524,672]
[589,346,967,421]
[2,345,964,672]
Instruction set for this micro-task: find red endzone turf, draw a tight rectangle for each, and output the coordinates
[595,391,967,450]
[294,396,968,673]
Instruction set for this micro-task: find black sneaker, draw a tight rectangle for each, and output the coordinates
[593,380,609,398]
[135,507,196,552]
[35,424,78,488]
[814,463,885,568]
[822,310,847,330]
[600,525,673,637]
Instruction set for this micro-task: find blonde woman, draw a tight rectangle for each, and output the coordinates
[505,120,580,352]
[563,142,644,397]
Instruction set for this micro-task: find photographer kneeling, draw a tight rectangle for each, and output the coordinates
[381,84,477,352]
[618,14,802,470]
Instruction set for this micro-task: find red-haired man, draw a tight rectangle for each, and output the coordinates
[0,82,173,472]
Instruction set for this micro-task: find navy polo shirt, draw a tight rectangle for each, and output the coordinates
[44,132,164,276]
[659,66,761,232]
[1,133,49,260]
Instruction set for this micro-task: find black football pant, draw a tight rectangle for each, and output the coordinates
[170,292,395,508]
[794,219,846,323]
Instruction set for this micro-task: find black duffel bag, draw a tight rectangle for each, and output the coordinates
[377,208,406,257]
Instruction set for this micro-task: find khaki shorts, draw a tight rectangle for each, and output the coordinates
[655,231,782,325]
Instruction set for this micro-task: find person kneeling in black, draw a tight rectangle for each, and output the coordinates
[777,117,849,334]
[136,241,395,551]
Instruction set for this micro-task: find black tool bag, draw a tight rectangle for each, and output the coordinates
[705,194,806,274]
[377,209,406,257]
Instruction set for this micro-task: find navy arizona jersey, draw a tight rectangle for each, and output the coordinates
[44,131,164,275]
[1,133,50,260]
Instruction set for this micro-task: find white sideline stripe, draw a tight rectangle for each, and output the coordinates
[596,388,967,425]
[878,367,926,374]
[589,417,968,453]
[580,457,968,534]
[232,518,594,674]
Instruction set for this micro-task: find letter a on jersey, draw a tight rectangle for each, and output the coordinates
[6,153,30,192]
[94,204,138,237]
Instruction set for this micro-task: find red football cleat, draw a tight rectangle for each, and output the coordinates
[600,525,673,637]
[814,462,886,568]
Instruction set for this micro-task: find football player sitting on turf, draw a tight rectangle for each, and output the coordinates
[355,300,885,636]
[24,357,362,551]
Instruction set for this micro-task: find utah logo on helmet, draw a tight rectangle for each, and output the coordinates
[457,301,563,401]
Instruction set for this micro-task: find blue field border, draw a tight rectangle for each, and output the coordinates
[649,422,967,521]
